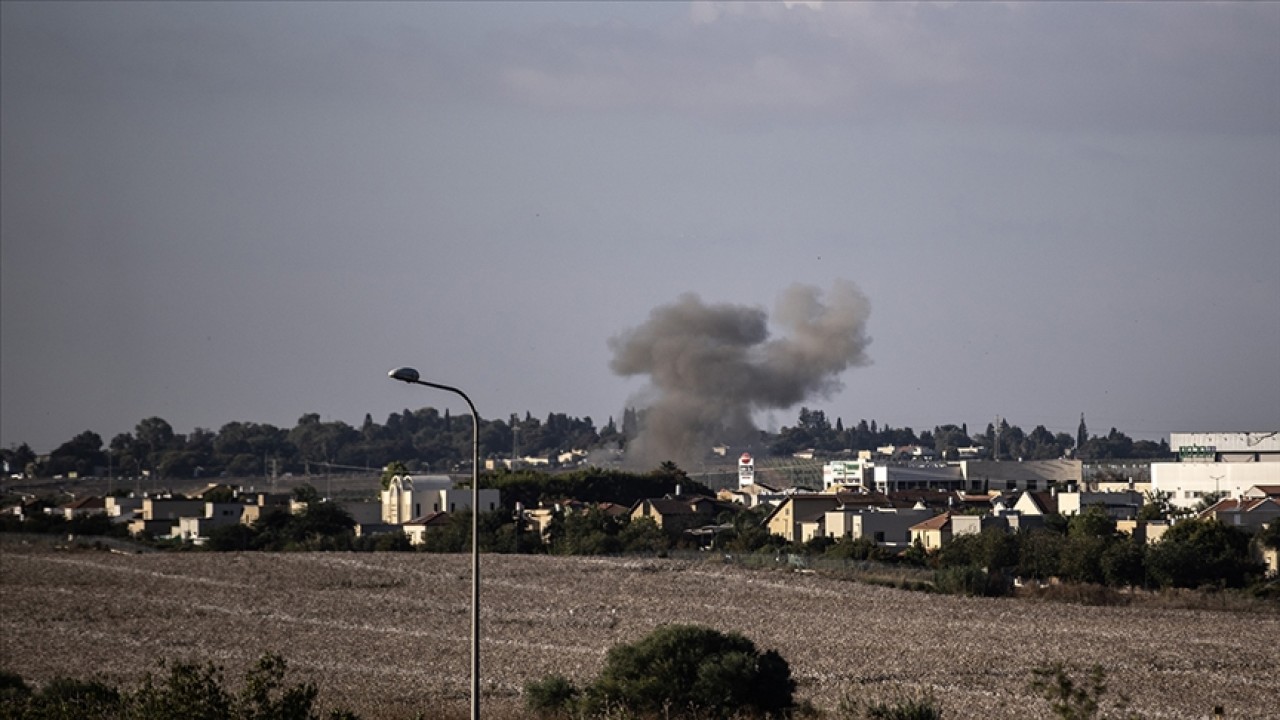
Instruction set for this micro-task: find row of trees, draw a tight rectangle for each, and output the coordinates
[770,410,1168,461]
[5,407,1169,482]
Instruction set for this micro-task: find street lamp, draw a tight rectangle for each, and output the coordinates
[388,366,481,720]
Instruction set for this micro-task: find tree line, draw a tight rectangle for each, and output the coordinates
[4,407,1167,482]
[770,409,1168,461]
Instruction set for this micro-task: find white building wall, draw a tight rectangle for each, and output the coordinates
[1151,462,1280,509]
[873,465,964,493]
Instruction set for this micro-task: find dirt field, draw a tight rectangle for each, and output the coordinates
[1,538,1277,719]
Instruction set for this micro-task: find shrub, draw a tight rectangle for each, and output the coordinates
[0,653,350,720]
[933,565,1009,597]
[524,673,579,717]
[582,624,795,719]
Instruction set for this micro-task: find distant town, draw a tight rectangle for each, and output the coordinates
[2,407,1276,594]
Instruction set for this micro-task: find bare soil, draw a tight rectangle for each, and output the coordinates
[1,538,1277,719]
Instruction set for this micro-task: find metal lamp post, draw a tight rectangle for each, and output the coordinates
[388,366,480,720]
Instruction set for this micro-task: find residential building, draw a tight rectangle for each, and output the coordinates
[60,496,106,520]
[718,481,784,509]
[105,496,143,520]
[910,513,953,551]
[762,494,842,543]
[630,495,732,535]
[1056,490,1144,519]
[403,512,453,545]
[824,505,933,547]
[1196,497,1280,532]
[141,498,206,522]
[1013,491,1059,517]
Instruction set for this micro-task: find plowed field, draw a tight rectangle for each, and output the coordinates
[2,539,1277,718]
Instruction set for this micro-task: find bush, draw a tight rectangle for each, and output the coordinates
[0,653,352,720]
[524,673,578,717]
[581,624,795,719]
[933,565,1009,597]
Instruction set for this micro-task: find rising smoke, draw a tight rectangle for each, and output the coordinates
[608,280,872,468]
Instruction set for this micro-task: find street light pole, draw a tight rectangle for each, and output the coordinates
[388,366,480,720]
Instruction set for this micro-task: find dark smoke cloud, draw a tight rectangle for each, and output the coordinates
[609,280,872,467]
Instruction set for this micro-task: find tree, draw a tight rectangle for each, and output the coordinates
[1076,414,1088,453]
[380,461,408,491]
[1100,537,1146,588]
[1146,518,1260,589]
[135,417,176,475]
[581,624,795,719]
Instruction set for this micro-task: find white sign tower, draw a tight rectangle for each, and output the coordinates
[738,453,755,488]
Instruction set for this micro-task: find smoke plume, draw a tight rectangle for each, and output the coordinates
[608,280,872,467]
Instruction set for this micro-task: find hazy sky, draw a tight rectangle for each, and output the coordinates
[3,1,1278,453]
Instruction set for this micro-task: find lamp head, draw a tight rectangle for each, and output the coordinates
[388,367,421,384]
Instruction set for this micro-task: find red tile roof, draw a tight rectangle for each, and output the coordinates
[910,513,952,531]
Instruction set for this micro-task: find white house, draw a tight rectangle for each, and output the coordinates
[824,505,934,547]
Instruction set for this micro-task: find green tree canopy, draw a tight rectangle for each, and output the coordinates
[583,624,795,719]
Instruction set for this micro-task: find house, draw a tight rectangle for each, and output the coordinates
[910,513,953,551]
[630,495,733,536]
[1013,491,1059,516]
[762,495,842,543]
[1196,497,1280,532]
[718,481,785,509]
[141,497,206,521]
[1244,485,1280,500]
[4,498,50,520]
[60,496,106,520]
[402,512,453,545]
[239,493,291,525]
[886,489,954,512]
[176,502,245,543]
[105,496,143,521]
[824,505,934,547]
[1056,490,1144,519]
[951,513,1011,537]
[522,500,630,542]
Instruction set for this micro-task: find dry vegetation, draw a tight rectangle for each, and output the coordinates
[2,537,1277,719]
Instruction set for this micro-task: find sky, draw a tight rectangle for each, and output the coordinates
[2,1,1278,454]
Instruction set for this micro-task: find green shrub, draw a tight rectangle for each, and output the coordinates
[582,624,795,719]
[525,673,579,717]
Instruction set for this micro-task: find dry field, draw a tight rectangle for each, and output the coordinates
[1,538,1277,719]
